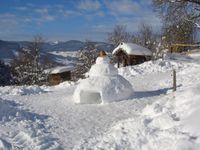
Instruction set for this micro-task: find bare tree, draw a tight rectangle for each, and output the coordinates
[107,25,132,47]
[163,19,195,45]
[136,23,157,51]
[152,0,200,29]
[72,40,98,80]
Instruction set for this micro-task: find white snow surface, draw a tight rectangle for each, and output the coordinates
[112,42,152,56]
[0,52,200,149]
[73,75,133,104]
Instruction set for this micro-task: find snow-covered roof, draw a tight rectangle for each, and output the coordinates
[112,42,152,56]
[45,66,74,74]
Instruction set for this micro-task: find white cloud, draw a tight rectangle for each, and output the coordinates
[15,6,28,11]
[104,0,162,32]
[115,15,162,33]
[34,8,49,14]
[63,10,82,17]
[0,13,18,29]
[92,24,113,33]
[77,0,101,11]
[43,15,55,21]
[105,0,140,16]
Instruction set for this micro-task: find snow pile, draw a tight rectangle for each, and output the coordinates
[175,84,200,136]
[112,42,152,56]
[73,56,133,104]
[0,86,49,96]
[53,81,75,89]
[118,58,187,77]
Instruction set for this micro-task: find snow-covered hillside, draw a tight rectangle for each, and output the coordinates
[0,40,113,65]
[0,53,200,149]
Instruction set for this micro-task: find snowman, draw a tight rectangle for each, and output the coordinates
[73,51,133,104]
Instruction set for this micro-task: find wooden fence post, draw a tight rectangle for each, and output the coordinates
[173,69,176,91]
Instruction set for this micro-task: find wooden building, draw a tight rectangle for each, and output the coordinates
[112,43,152,67]
[170,43,200,53]
[45,66,74,85]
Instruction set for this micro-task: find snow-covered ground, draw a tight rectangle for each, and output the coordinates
[0,53,200,149]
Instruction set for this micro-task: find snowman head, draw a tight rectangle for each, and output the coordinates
[99,50,107,57]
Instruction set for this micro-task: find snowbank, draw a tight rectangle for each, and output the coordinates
[0,86,49,96]
[118,58,188,77]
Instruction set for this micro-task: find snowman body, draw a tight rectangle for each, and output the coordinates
[73,56,133,104]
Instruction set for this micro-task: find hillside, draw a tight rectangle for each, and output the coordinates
[0,40,113,65]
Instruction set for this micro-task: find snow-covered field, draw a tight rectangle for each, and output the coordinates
[0,53,200,149]
[48,51,77,65]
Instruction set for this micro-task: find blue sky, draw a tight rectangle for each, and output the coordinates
[0,0,161,42]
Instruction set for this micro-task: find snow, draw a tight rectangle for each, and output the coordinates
[0,86,49,96]
[44,65,74,74]
[89,57,118,76]
[73,56,133,104]
[75,53,200,149]
[112,42,152,56]
[0,52,200,149]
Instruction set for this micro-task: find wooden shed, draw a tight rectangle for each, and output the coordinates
[112,43,152,67]
[45,66,74,85]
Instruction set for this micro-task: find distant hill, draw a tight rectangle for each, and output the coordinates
[0,40,114,65]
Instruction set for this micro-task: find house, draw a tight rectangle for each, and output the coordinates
[112,42,152,67]
[45,66,74,85]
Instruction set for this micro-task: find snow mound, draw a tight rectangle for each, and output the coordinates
[53,81,75,89]
[74,56,133,104]
[0,86,49,96]
[118,59,186,77]
[73,75,133,104]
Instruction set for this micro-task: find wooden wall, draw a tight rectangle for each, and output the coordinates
[114,50,151,67]
[48,71,71,85]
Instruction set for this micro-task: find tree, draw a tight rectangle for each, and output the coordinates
[107,25,132,47]
[152,0,200,29]
[0,60,14,86]
[72,40,98,80]
[11,34,46,85]
[133,23,157,51]
[162,19,195,45]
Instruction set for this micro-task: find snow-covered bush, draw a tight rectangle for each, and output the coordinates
[11,35,47,85]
